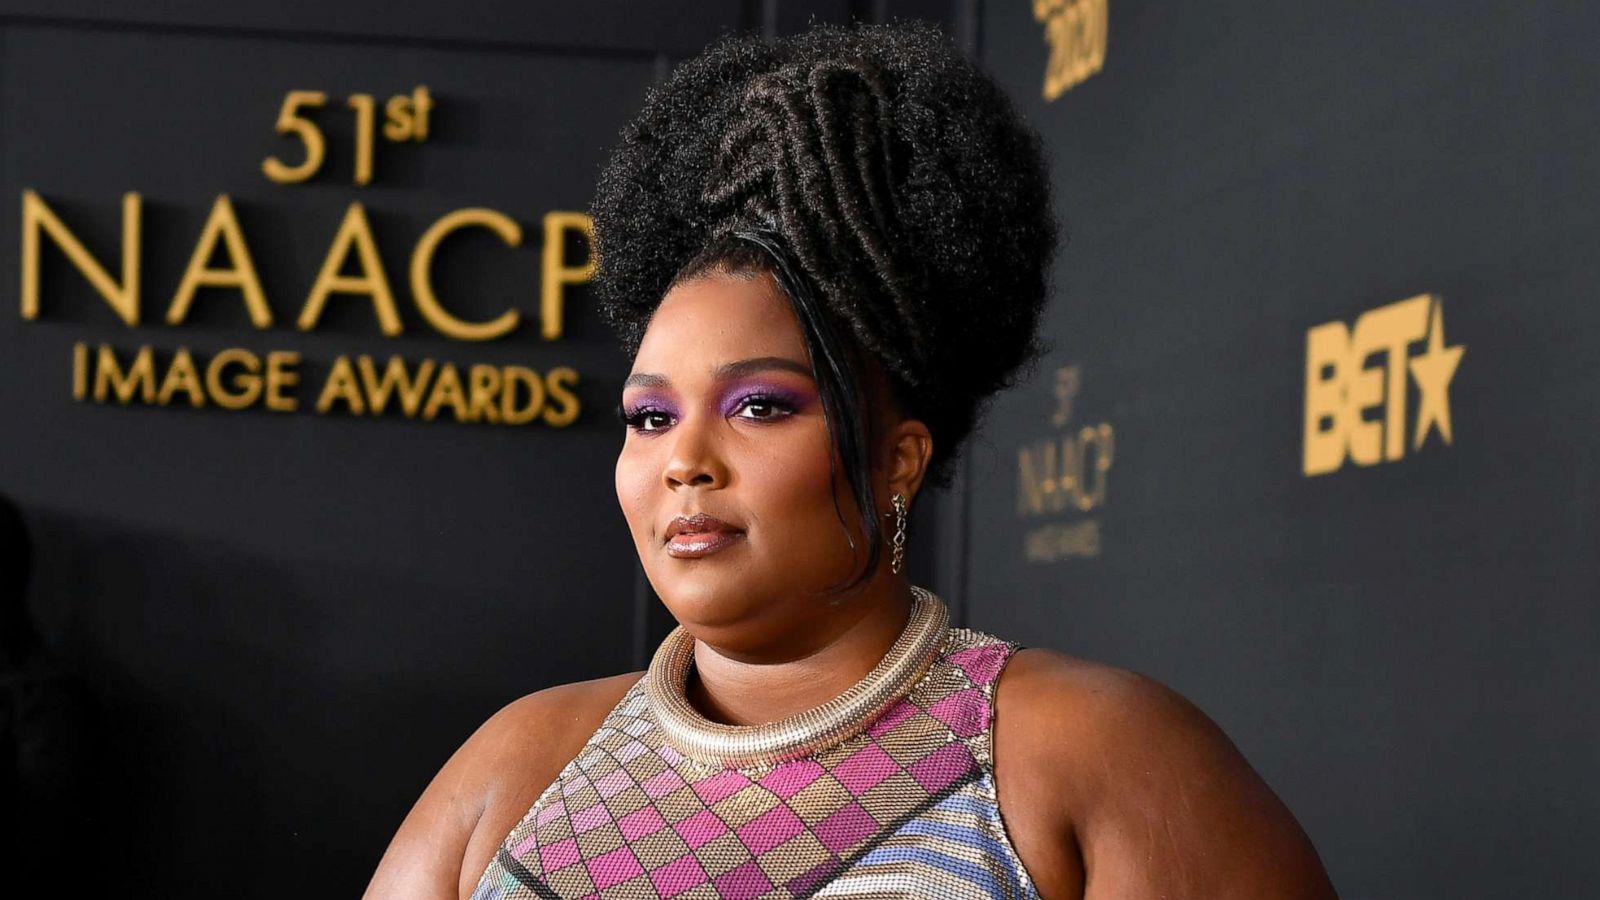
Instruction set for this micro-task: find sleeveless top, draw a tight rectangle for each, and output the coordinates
[470,628,1040,899]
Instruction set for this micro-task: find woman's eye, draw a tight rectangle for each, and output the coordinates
[618,404,673,432]
[735,396,794,421]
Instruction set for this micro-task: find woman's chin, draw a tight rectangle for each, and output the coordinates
[656,585,761,631]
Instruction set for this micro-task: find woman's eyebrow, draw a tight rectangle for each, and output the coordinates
[712,356,813,381]
[623,356,812,390]
[623,372,669,390]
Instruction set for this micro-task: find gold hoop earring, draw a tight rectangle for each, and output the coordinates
[889,492,907,574]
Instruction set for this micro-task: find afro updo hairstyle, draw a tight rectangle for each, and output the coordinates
[593,20,1058,588]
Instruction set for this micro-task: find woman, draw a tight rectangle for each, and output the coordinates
[366,21,1336,899]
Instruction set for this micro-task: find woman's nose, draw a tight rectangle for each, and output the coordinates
[661,416,729,489]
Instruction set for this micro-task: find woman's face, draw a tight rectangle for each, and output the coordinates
[615,269,899,656]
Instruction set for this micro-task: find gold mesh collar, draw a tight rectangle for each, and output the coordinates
[643,586,952,769]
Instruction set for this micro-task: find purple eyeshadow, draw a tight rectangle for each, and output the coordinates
[622,393,678,418]
[717,381,813,417]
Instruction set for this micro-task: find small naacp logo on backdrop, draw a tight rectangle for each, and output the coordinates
[1034,0,1108,100]
[1303,293,1465,476]
[1016,365,1115,562]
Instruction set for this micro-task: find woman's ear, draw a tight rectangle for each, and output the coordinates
[885,417,934,505]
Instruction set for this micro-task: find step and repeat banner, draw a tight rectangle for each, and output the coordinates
[3,2,1594,897]
[975,2,1597,898]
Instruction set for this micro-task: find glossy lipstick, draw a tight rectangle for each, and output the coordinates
[664,513,744,559]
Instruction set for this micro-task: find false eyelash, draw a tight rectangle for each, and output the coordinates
[617,402,674,432]
[732,393,798,419]
[614,394,798,433]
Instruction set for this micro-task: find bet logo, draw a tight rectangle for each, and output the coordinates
[1303,293,1465,477]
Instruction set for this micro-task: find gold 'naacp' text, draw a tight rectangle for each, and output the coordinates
[21,190,594,342]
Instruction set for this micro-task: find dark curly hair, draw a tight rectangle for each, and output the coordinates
[593,20,1058,585]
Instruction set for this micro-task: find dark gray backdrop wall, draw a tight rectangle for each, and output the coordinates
[0,2,974,896]
[971,3,1599,900]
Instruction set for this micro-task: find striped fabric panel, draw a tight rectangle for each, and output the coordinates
[810,773,1039,899]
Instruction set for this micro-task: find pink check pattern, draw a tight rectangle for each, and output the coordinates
[471,628,1019,900]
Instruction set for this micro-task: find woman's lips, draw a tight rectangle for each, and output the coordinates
[663,513,744,559]
[664,528,745,558]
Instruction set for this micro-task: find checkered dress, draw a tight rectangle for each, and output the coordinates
[470,628,1039,899]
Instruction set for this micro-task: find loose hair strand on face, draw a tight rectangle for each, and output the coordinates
[729,227,884,591]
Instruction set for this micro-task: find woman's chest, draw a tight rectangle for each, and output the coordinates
[471,696,1039,898]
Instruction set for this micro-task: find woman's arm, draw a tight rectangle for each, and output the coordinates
[995,650,1338,899]
[362,693,544,900]
[362,674,640,900]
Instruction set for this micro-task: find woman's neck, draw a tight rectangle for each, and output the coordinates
[683,579,915,726]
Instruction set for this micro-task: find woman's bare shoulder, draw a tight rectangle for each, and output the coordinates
[460,673,645,881]
[481,671,646,765]
[996,647,1213,755]
[993,648,1337,899]
[363,671,643,900]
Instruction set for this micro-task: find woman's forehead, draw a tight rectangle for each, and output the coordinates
[633,271,809,371]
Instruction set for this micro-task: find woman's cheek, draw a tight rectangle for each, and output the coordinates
[748,422,843,522]
[615,444,655,545]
